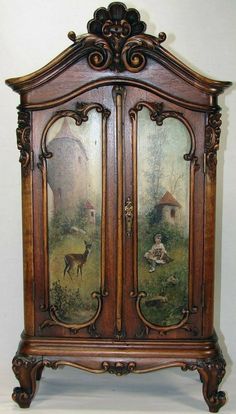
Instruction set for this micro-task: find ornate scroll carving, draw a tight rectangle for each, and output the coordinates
[205,111,222,179]
[121,33,166,73]
[13,358,136,377]
[38,102,110,167]
[12,355,110,408]
[38,102,110,336]
[12,356,44,408]
[68,2,166,72]
[130,101,196,161]
[16,110,31,174]
[12,352,226,411]
[42,359,108,374]
[182,353,226,413]
[102,361,136,376]
[136,291,190,335]
[40,292,102,336]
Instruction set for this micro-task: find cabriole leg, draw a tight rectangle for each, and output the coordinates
[12,355,43,408]
[197,355,227,413]
[36,365,44,381]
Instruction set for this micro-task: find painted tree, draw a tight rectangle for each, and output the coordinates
[166,161,184,196]
[144,128,168,209]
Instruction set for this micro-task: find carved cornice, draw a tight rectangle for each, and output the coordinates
[16,78,228,112]
[68,2,166,73]
[205,111,222,179]
[6,3,231,93]
[16,111,31,174]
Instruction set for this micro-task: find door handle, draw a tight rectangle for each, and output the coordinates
[125,197,134,237]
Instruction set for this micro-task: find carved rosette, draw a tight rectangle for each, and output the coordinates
[205,111,222,179]
[16,110,31,175]
[102,361,136,376]
[68,2,166,72]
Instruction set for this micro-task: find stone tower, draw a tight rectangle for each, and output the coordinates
[47,118,88,215]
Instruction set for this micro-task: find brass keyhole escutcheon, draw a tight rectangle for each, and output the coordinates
[125,197,134,237]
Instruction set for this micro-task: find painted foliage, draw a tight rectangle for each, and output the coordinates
[46,112,102,324]
[137,109,190,326]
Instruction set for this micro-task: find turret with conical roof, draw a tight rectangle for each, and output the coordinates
[47,117,89,215]
[157,191,181,226]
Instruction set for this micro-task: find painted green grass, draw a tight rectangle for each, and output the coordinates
[138,246,188,326]
[49,233,100,324]
[48,211,188,328]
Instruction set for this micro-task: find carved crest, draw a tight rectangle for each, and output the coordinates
[68,2,166,72]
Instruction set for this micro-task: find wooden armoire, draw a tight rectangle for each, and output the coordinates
[6,2,231,412]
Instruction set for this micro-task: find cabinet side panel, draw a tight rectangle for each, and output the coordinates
[22,161,35,334]
[203,176,216,336]
[203,113,218,337]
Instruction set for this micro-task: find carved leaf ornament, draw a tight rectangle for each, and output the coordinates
[68,2,166,72]
[16,111,31,174]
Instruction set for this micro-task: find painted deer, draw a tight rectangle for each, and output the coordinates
[64,241,92,279]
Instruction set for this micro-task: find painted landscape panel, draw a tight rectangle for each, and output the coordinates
[137,108,190,326]
[47,111,102,324]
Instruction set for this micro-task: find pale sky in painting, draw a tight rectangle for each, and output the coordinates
[138,108,190,221]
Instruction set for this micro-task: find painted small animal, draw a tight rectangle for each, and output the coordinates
[70,226,86,235]
[145,295,168,308]
[64,241,92,279]
[166,274,179,286]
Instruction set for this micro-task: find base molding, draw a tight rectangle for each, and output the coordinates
[12,334,227,412]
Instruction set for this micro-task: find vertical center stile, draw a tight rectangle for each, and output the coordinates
[113,85,126,338]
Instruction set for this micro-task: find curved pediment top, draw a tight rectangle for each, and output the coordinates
[6,2,231,95]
